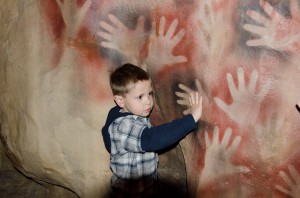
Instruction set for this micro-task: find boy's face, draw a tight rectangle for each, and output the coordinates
[114,80,154,117]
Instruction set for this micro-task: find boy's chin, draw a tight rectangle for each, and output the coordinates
[142,113,151,117]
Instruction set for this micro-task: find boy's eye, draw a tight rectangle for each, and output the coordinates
[136,95,143,100]
[149,91,153,96]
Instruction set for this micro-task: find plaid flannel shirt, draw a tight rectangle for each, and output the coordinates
[109,115,159,180]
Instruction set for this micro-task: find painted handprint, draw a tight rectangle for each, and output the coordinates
[243,0,300,53]
[198,126,249,187]
[275,164,300,198]
[144,16,187,72]
[97,14,147,65]
[175,79,209,115]
[196,0,237,63]
[254,114,285,164]
[214,67,271,127]
[56,0,92,38]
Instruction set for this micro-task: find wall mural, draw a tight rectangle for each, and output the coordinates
[1,0,300,197]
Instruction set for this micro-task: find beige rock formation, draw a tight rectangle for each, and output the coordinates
[2,1,300,198]
[0,1,112,197]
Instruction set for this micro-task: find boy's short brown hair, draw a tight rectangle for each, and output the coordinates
[110,63,150,96]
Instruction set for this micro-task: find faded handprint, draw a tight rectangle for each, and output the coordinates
[97,14,147,65]
[56,0,92,38]
[196,0,237,63]
[175,79,209,115]
[198,126,249,187]
[275,164,300,198]
[144,16,187,73]
[254,114,285,164]
[214,67,271,127]
[243,0,300,53]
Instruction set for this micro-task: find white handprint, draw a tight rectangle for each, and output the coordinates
[214,67,271,127]
[243,0,300,53]
[97,14,147,65]
[196,0,237,64]
[275,164,300,198]
[198,126,249,187]
[56,0,92,38]
[144,16,187,73]
[254,114,285,164]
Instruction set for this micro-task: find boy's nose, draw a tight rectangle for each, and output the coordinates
[145,96,152,104]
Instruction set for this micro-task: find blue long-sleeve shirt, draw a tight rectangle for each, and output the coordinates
[101,106,198,153]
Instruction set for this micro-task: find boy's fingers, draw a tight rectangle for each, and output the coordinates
[189,95,192,107]
[177,100,189,105]
[183,109,190,115]
[200,96,203,106]
[190,93,195,106]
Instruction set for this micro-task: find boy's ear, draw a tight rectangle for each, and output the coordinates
[114,95,125,108]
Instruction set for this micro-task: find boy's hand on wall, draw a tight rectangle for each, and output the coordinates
[189,92,203,122]
[243,0,300,53]
[214,67,271,127]
[176,79,209,116]
[275,164,300,198]
[97,14,147,65]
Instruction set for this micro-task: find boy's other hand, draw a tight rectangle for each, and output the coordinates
[189,92,203,122]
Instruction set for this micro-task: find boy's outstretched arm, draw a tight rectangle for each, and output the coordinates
[140,92,203,152]
[189,92,203,122]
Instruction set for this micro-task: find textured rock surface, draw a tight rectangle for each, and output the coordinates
[2,0,300,198]
[0,141,78,198]
[0,1,187,197]
[0,1,112,197]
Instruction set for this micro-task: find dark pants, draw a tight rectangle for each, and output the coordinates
[110,173,160,198]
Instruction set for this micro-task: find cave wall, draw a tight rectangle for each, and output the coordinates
[1,0,300,198]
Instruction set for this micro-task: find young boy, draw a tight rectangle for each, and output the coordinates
[102,63,203,197]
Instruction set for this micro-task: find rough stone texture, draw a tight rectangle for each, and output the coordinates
[0,1,112,197]
[0,140,78,198]
[0,1,187,197]
[2,0,300,198]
